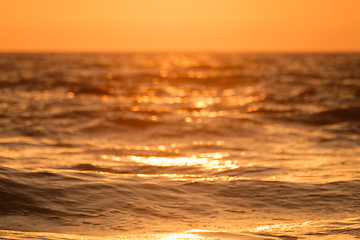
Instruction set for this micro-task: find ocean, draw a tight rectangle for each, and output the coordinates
[0,52,360,240]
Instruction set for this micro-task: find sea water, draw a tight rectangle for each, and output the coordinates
[0,52,360,239]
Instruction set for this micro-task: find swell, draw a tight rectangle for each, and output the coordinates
[271,107,360,126]
[0,168,72,216]
[212,180,360,212]
[1,165,360,220]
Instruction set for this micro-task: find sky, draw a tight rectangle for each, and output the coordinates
[0,0,360,52]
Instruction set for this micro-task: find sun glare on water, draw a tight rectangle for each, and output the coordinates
[129,154,237,170]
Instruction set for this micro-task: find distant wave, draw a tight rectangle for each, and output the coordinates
[273,107,360,125]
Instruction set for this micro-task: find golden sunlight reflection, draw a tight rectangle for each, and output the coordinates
[129,154,237,170]
[0,230,209,240]
[136,174,248,182]
[111,76,268,119]
[110,141,225,153]
[246,221,312,234]
[156,232,205,240]
[96,140,243,174]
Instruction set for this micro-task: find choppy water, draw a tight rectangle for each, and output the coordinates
[1,52,360,239]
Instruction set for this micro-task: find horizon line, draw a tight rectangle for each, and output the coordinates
[1,49,360,54]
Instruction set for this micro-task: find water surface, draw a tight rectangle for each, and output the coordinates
[1,53,360,239]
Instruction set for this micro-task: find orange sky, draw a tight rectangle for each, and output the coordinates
[1,0,360,52]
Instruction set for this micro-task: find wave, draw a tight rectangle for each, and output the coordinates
[272,107,360,126]
[1,164,360,237]
[2,165,360,216]
[108,117,163,129]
